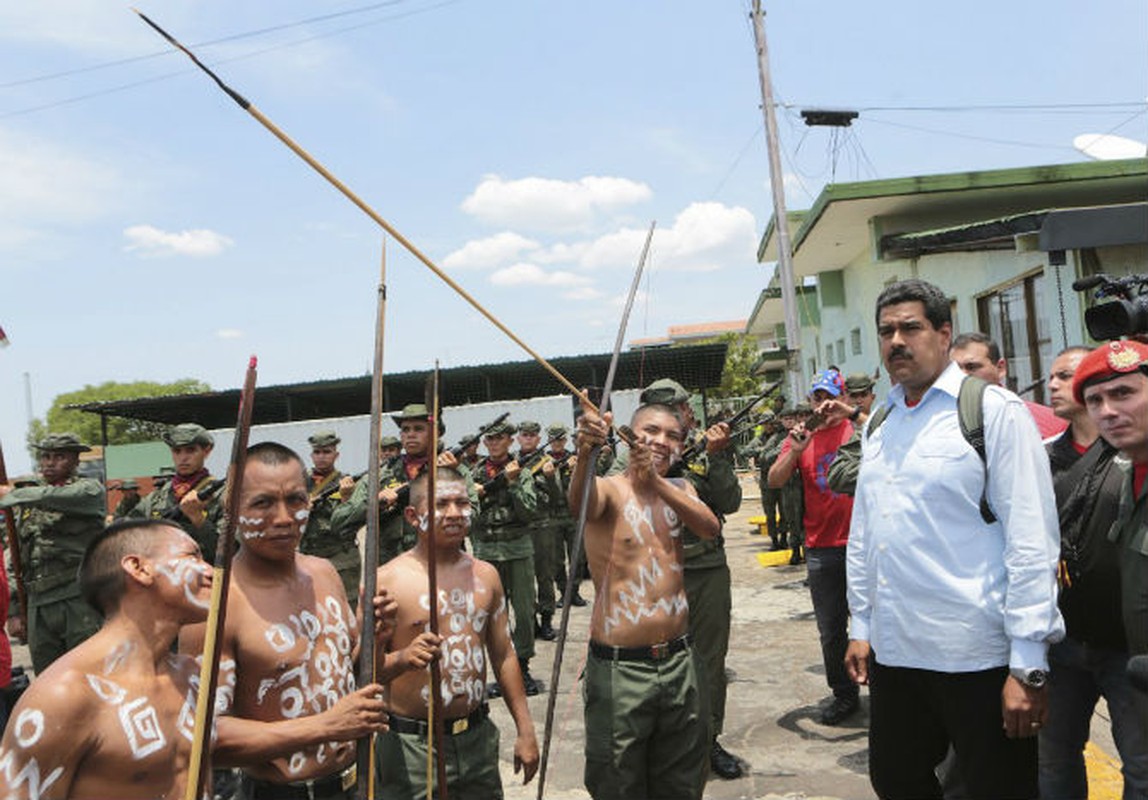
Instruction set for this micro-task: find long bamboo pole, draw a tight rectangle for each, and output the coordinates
[185,356,258,800]
[423,366,449,799]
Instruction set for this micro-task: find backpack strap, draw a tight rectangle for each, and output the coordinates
[865,403,892,440]
[957,376,996,524]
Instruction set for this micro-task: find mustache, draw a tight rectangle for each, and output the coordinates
[888,346,912,360]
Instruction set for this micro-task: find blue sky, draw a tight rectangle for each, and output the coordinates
[2,1,1145,472]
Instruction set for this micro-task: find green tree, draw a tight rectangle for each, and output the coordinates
[27,379,211,457]
[698,332,762,399]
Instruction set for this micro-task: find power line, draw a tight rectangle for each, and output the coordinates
[863,115,1079,152]
[779,101,1147,114]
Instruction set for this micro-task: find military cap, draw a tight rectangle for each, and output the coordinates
[640,378,691,406]
[119,478,140,490]
[379,435,401,448]
[1073,340,1148,405]
[308,430,341,448]
[482,420,516,437]
[759,410,777,424]
[794,401,813,415]
[162,423,213,448]
[778,406,798,418]
[12,474,39,487]
[392,404,430,423]
[33,432,91,453]
[845,372,875,393]
[547,422,570,439]
[517,420,541,434]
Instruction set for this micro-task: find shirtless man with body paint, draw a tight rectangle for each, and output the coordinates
[0,520,214,800]
[373,468,539,799]
[179,442,395,799]
[569,403,720,800]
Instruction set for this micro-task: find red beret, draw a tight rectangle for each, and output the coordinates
[1073,340,1148,404]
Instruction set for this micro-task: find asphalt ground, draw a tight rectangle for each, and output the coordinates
[6,471,1123,799]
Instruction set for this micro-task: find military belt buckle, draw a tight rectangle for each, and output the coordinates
[650,641,669,660]
[452,717,469,735]
[340,764,357,792]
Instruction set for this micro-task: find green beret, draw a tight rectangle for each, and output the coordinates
[845,373,875,393]
[308,430,341,448]
[119,478,140,490]
[162,423,213,448]
[517,420,541,434]
[640,378,690,406]
[379,436,401,448]
[483,421,516,437]
[34,432,91,453]
[547,422,569,438]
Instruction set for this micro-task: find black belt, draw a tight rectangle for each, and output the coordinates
[388,703,489,737]
[589,633,692,662]
[244,764,356,800]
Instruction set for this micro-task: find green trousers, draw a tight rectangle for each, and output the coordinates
[583,646,709,800]
[326,547,362,613]
[532,524,557,616]
[29,593,102,675]
[375,716,502,800]
[491,557,536,661]
[684,562,731,737]
[553,522,585,593]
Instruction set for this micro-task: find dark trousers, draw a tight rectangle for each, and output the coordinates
[869,660,1038,800]
[805,546,856,701]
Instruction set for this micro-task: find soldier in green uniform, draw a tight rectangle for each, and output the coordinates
[472,420,542,696]
[546,423,586,608]
[516,420,559,641]
[0,433,104,674]
[781,405,807,564]
[301,431,361,610]
[380,435,401,462]
[131,423,224,558]
[638,378,747,780]
[111,478,142,519]
[332,405,472,567]
[745,412,787,550]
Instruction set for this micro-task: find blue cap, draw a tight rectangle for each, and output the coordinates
[809,369,844,398]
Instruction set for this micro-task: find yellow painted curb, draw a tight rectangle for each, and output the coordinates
[1086,740,1123,800]
[756,550,793,568]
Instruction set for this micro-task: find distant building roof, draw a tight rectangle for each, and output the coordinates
[628,320,747,350]
[69,342,729,430]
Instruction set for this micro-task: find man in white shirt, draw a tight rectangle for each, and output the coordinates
[844,278,1064,800]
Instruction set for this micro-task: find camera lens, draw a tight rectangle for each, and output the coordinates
[1085,298,1148,341]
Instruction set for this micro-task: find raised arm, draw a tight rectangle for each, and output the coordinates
[567,409,614,522]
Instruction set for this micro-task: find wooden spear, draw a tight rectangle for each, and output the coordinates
[357,240,387,800]
[186,355,258,800]
[536,222,655,799]
[424,365,449,799]
[132,9,591,409]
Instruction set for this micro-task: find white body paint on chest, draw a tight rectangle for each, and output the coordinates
[0,709,65,800]
[416,590,504,706]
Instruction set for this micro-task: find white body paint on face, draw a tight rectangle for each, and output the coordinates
[238,515,266,540]
[155,549,212,609]
[294,509,310,523]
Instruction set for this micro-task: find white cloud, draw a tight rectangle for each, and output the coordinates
[123,225,234,258]
[489,263,591,288]
[216,328,244,339]
[443,232,539,270]
[461,175,652,233]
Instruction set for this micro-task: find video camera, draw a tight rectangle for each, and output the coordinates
[1073,273,1148,340]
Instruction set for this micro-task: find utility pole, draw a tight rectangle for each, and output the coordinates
[751,0,804,402]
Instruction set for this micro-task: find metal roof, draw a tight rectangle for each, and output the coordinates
[68,342,730,428]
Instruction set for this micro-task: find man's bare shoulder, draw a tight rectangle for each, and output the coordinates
[468,555,502,589]
[295,551,343,583]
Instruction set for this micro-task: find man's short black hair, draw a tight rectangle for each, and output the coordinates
[409,467,467,508]
[81,519,182,616]
[951,331,1002,363]
[247,441,307,482]
[875,279,951,331]
[631,403,683,432]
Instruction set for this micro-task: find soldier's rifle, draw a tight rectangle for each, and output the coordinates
[0,442,28,639]
[186,356,258,800]
[161,477,226,521]
[678,381,782,463]
[475,442,556,495]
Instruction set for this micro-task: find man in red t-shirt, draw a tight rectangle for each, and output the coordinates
[768,369,858,725]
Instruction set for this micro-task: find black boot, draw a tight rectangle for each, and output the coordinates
[538,613,556,641]
[710,739,743,780]
[520,658,543,696]
[789,544,804,565]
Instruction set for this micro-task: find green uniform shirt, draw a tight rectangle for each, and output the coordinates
[131,475,224,558]
[1,477,106,610]
[471,458,537,561]
[301,470,357,558]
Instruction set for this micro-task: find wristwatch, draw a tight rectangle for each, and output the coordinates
[1009,667,1048,689]
[849,406,862,421]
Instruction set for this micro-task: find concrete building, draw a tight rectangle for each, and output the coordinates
[747,158,1148,401]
